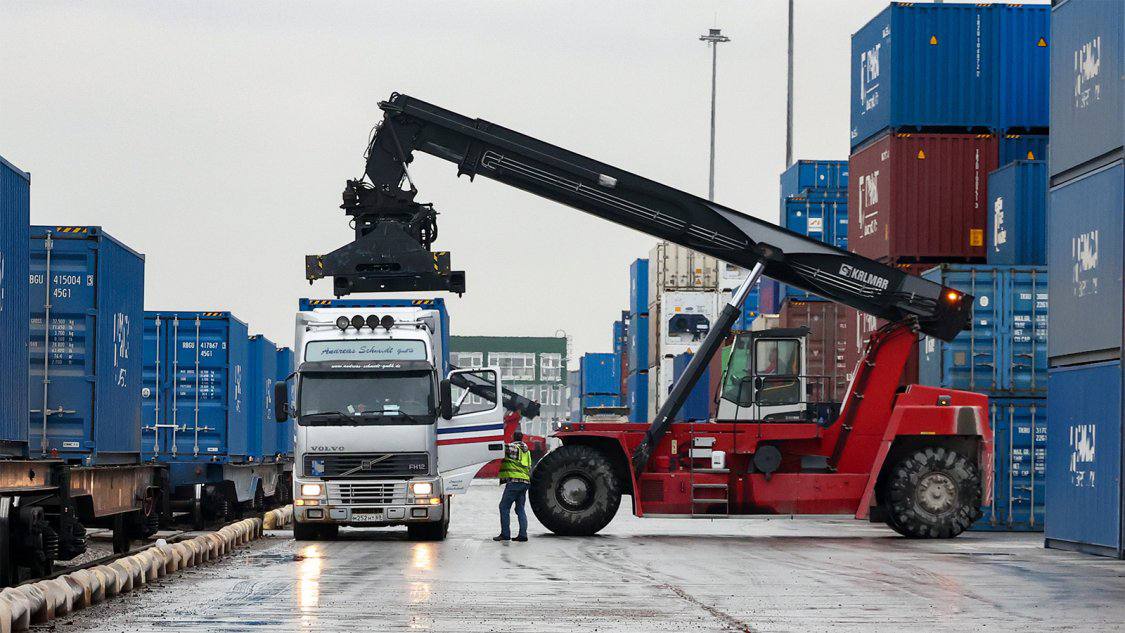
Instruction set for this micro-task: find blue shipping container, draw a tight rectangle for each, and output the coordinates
[1049,0,1124,179]
[275,347,294,457]
[246,335,277,461]
[0,156,30,453]
[627,313,649,371]
[1046,361,1124,557]
[671,352,711,422]
[1047,161,1124,364]
[987,161,1048,265]
[733,285,760,330]
[626,371,648,422]
[851,3,1049,148]
[580,353,620,395]
[28,227,144,463]
[581,394,621,410]
[629,259,649,316]
[999,134,1048,166]
[142,312,249,462]
[919,265,1047,395]
[779,160,848,198]
[781,193,848,302]
[972,397,1046,532]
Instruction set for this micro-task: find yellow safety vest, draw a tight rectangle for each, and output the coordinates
[498,442,531,483]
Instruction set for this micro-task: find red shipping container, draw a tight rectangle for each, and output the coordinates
[778,299,849,402]
[849,133,998,262]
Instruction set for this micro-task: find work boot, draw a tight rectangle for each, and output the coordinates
[493,535,510,541]
[513,535,528,542]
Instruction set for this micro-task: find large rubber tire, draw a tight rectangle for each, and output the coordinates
[529,444,621,536]
[293,520,337,541]
[883,446,983,539]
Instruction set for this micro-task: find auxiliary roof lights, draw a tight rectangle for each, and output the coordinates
[335,316,350,331]
[380,315,395,330]
[365,314,381,330]
[350,315,365,330]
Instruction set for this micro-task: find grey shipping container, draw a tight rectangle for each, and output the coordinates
[1048,161,1123,365]
[0,156,30,454]
[647,241,719,304]
[29,226,146,463]
[1049,0,1124,182]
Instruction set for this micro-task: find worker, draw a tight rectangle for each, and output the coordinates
[494,428,532,542]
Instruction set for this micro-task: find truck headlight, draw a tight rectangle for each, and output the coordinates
[410,482,433,496]
[301,483,324,497]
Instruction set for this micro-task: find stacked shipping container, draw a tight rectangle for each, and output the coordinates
[578,353,621,411]
[1044,0,1124,560]
[779,160,849,303]
[626,258,649,422]
[0,156,30,457]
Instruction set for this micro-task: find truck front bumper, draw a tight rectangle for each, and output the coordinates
[294,477,444,525]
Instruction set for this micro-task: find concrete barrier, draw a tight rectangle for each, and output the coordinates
[0,588,31,632]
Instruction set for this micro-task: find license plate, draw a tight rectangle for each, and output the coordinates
[351,512,383,523]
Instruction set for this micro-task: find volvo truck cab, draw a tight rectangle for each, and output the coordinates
[275,299,505,541]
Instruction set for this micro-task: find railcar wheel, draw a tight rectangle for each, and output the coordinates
[883,446,982,539]
[529,444,621,536]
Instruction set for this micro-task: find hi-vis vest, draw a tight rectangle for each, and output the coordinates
[498,441,531,482]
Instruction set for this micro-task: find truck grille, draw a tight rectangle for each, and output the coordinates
[327,481,406,505]
[305,453,430,478]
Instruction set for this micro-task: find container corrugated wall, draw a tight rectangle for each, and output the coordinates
[629,259,649,316]
[627,313,648,374]
[779,299,848,402]
[973,397,1047,532]
[671,352,711,422]
[849,133,997,262]
[626,371,647,422]
[28,226,145,463]
[779,160,848,197]
[996,4,1051,132]
[142,312,249,462]
[0,156,30,453]
[987,161,1048,266]
[246,335,277,461]
[999,134,1049,165]
[580,353,619,396]
[275,347,294,457]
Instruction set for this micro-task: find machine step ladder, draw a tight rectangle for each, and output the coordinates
[689,432,730,518]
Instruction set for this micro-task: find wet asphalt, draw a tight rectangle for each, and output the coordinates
[42,481,1125,632]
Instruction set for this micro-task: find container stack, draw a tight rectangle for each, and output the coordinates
[1044,0,1125,559]
[0,156,29,460]
[578,353,621,413]
[626,259,649,422]
[778,159,849,303]
[613,311,629,395]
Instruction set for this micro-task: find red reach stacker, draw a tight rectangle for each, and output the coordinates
[309,93,994,539]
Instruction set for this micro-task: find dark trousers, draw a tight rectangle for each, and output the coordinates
[499,481,529,538]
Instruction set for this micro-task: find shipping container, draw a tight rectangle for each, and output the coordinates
[647,241,719,304]
[613,315,629,393]
[1049,0,1124,181]
[275,347,294,457]
[851,3,1048,148]
[999,134,1048,166]
[671,352,712,422]
[142,312,250,462]
[849,133,998,262]
[0,156,30,454]
[648,291,722,369]
[780,159,848,197]
[627,312,649,374]
[779,299,849,402]
[28,226,144,463]
[626,370,648,422]
[987,161,1048,266]
[919,265,1048,395]
[758,278,781,315]
[580,353,619,395]
[246,335,277,461]
[972,397,1047,532]
[781,193,849,302]
[629,258,649,316]
[647,366,659,422]
[580,394,621,410]
[1047,162,1124,365]
[1046,361,1124,558]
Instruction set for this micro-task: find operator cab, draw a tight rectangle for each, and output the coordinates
[716,327,840,425]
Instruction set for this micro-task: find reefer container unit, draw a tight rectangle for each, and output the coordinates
[648,291,722,369]
[579,353,619,396]
[627,313,649,375]
[919,265,1048,395]
[647,241,719,305]
[850,3,1049,148]
[1046,361,1124,558]
[246,335,278,462]
[671,352,711,421]
[999,134,1048,166]
[779,299,849,403]
[142,312,249,462]
[274,347,294,457]
[626,371,648,422]
[1049,0,1123,181]
[973,397,1047,532]
[1048,162,1124,366]
[629,258,649,316]
[779,159,848,197]
[28,226,144,463]
[0,156,30,455]
[987,161,1048,266]
[849,133,998,262]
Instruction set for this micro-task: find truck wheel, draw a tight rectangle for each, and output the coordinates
[529,444,620,536]
[883,446,982,539]
[407,500,450,542]
[293,520,328,541]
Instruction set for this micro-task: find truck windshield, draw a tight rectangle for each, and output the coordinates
[298,370,435,425]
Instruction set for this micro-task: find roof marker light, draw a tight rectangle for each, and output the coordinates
[350,315,365,330]
[366,314,381,330]
[335,316,350,331]
[380,315,395,330]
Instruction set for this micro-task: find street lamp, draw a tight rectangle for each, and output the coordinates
[700,27,731,202]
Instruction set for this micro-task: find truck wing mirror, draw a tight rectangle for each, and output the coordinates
[274,381,290,422]
[440,379,454,419]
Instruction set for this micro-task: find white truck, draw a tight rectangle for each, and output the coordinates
[273,298,506,541]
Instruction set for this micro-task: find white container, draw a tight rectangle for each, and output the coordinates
[719,262,750,292]
[647,366,660,421]
[647,241,720,306]
[656,290,721,356]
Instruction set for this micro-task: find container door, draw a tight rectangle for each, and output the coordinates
[1005,269,1048,395]
[437,368,506,494]
[141,315,171,459]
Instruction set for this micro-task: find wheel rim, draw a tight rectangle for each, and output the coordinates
[915,472,957,515]
[555,472,595,511]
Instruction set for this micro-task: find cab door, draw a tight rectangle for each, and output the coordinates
[749,337,805,420]
[436,368,506,494]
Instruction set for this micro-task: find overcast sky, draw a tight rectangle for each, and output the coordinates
[0,1,1045,362]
